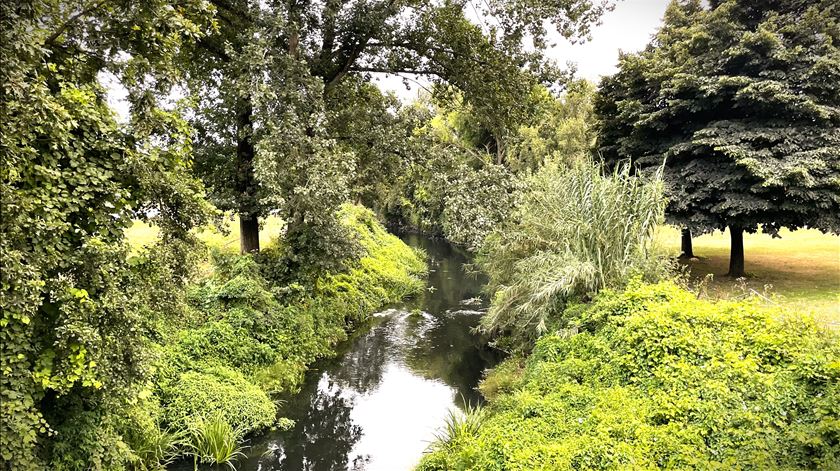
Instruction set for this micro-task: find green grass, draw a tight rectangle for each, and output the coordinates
[126,215,286,253]
[658,226,840,326]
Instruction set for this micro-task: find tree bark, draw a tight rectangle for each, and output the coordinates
[679,227,694,259]
[236,99,260,253]
[727,225,745,277]
[239,213,260,254]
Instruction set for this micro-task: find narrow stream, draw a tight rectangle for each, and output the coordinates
[237,234,500,470]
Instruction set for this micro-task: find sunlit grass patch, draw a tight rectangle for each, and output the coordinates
[126,215,286,253]
[657,226,840,325]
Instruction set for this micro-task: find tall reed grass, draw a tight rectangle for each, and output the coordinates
[479,159,669,347]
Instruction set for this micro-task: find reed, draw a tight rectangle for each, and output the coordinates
[479,159,669,346]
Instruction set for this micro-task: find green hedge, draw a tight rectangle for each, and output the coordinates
[419,280,840,470]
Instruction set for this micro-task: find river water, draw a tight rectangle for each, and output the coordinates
[235,234,499,470]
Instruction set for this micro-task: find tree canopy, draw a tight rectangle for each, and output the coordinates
[594,0,840,276]
[186,0,612,258]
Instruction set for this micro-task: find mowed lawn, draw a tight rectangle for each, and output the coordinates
[126,215,286,253]
[658,226,840,327]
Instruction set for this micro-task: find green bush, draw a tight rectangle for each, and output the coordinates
[161,365,275,435]
[316,204,427,323]
[418,281,840,470]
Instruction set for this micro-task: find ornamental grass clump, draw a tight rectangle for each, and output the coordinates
[479,160,669,347]
[427,402,487,454]
[187,414,246,471]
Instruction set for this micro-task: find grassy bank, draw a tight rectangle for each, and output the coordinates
[419,281,840,470]
[126,205,427,469]
[658,227,839,326]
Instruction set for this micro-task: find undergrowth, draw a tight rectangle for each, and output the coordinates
[418,280,840,470]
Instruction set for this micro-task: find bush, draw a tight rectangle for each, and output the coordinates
[161,365,275,435]
[316,204,427,323]
[478,160,670,348]
[418,281,840,470]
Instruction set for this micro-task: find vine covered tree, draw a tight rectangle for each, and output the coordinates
[595,0,840,276]
[187,0,613,259]
[1,1,214,467]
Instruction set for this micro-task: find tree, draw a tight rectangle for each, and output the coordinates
[187,0,613,256]
[595,0,840,277]
[1,1,213,467]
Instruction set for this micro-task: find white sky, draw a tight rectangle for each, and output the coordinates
[377,0,670,100]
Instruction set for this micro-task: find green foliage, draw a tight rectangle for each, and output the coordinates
[0,1,215,468]
[441,164,524,252]
[187,0,610,253]
[478,160,670,348]
[595,0,840,238]
[127,423,183,471]
[162,365,275,435]
[186,414,246,471]
[428,403,488,455]
[382,106,523,250]
[316,205,428,320]
[506,80,598,172]
[419,281,840,470]
[384,83,598,251]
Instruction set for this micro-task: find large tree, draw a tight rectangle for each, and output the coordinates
[187,0,613,256]
[1,1,213,467]
[595,0,840,276]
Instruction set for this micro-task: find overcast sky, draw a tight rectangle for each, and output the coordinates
[377,0,671,100]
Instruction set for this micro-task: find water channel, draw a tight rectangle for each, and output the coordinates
[235,234,500,470]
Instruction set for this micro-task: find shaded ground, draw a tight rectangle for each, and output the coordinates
[658,226,840,327]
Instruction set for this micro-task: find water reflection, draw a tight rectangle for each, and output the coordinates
[237,234,499,471]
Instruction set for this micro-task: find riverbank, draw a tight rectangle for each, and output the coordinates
[418,280,840,470]
[126,205,427,469]
[221,234,500,470]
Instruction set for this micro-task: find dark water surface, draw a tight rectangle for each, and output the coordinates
[237,234,499,470]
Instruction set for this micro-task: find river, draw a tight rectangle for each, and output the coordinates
[233,234,500,470]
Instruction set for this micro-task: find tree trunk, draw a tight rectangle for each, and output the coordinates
[236,99,260,254]
[239,213,260,254]
[679,227,694,259]
[727,225,745,277]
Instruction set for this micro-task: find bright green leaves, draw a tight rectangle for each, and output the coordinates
[1,1,214,468]
[420,281,840,470]
[33,345,102,392]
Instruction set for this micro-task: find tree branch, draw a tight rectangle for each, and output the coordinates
[45,0,107,46]
[349,66,440,76]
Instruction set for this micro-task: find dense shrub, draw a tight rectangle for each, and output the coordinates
[161,365,275,435]
[479,160,670,348]
[418,281,840,470]
[317,205,428,322]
